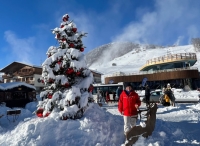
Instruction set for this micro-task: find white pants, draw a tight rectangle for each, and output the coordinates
[123,115,137,133]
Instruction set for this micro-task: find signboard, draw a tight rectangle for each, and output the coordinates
[142,77,148,87]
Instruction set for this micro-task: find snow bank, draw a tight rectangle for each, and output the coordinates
[0,103,124,146]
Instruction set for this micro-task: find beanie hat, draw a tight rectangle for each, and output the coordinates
[126,83,132,88]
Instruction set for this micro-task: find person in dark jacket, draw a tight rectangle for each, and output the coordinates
[118,83,141,135]
[145,85,151,107]
[116,86,122,101]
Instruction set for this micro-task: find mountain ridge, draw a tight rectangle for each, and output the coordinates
[86,43,198,76]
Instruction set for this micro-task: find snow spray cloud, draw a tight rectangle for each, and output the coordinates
[112,0,200,46]
[4,31,35,64]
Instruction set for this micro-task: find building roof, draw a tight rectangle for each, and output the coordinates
[90,69,103,75]
[0,61,42,73]
[140,53,197,71]
[0,82,36,90]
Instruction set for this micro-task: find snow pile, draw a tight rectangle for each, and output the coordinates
[0,103,124,146]
[0,82,36,90]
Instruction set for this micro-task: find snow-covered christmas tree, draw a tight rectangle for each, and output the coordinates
[36,14,94,120]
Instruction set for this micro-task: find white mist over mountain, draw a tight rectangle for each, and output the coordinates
[86,43,199,76]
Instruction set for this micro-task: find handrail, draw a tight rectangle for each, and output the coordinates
[145,53,196,66]
[104,67,198,78]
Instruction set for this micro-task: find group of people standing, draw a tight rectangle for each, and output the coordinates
[96,87,122,103]
[96,82,175,136]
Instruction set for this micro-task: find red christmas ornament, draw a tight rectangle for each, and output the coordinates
[62,14,69,22]
[44,112,50,117]
[66,68,74,75]
[48,94,52,99]
[62,38,66,42]
[64,83,70,88]
[63,17,68,22]
[36,108,51,118]
[58,56,63,62]
[41,80,44,83]
[58,61,61,65]
[60,25,64,28]
[49,78,54,83]
[56,34,60,39]
[76,71,81,76]
[69,43,75,48]
[88,84,94,92]
[62,116,68,120]
[80,48,84,52]
[72,28,77,33]
[36,108,44,117]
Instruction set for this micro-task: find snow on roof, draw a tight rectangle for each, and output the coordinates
[0,61,42,71]
[14,61,42,68]
[89,69,103,75]
[0,82,36,90]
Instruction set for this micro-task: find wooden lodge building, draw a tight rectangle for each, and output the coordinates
[0,62,45,93]
[0,62,103,91]
[0,82,36,108]
[104,53,200,90]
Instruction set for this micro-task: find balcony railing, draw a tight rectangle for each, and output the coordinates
[104,67,198,78]
[145,53,196,66]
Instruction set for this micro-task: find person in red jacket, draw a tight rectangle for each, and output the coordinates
[118,83,141,135]
[105,91,110,103]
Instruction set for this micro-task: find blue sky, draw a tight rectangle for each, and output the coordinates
[1,0,200,69]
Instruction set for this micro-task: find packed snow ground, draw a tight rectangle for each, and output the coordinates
[0,90,200,146]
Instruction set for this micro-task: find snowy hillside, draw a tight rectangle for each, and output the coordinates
[87,44,199,75]
[86,42,163,67]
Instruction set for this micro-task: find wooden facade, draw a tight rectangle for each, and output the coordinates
[0,82,36,108]
[90,69,102,83]
[105,69,199,83]
[1,62,42,85]
[105,68,200,89]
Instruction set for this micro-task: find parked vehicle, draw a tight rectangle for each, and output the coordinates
[142,89,199,104]
[92,83,123,102]
[142,90,163,103]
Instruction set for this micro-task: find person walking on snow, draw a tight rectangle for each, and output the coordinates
[118,83,141,136]
[145,84,151,107]
[97,88,103,103]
